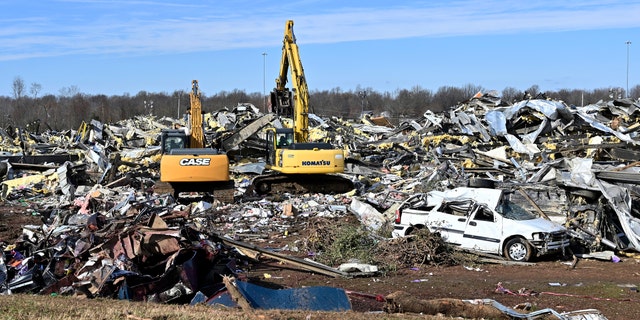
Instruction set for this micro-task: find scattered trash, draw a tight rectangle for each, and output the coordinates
[4,91,638,318]
[549,282,567,287]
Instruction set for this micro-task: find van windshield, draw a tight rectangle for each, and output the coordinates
[496,200,537,220]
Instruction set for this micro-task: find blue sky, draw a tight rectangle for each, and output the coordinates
[1,1,639,98]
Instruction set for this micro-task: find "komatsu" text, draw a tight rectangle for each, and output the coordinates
[301,160,330,166]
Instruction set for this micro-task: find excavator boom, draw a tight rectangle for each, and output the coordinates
[250,20,353,196]
[189,80,205,149]
[273,20,309,143]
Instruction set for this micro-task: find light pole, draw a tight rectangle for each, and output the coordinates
[358,90,366,117]
[177,92,182,119]
[262,52,267,112]
[626,41,631,98]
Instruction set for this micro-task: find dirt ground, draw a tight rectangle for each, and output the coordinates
[244,249,640,320]
[2,203,639,320]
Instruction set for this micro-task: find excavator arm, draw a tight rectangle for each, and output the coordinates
[189,80,205,148]
[272,20,309,143]
[248,20,353,197]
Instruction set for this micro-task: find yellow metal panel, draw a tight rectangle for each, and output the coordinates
[274,149,345,174]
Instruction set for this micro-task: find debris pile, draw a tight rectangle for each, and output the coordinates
[1,93,637,318]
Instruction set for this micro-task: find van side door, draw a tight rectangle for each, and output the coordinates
[427,200,471,245]
[460,204,502,254]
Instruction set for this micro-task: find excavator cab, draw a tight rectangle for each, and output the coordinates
[266,128,293,166]
[276,130,294,148]
[160,130,189,154]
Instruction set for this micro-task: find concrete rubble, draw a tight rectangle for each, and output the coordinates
[1,93,638,317]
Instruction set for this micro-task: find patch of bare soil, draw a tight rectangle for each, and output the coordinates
[243,246,640,320]
[2,204,639,319]
[0,203,42,244]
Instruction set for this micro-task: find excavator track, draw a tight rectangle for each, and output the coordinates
[153,180,235,204]
[249,173,354,196]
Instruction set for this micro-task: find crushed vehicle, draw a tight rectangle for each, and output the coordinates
[392,187,570,262]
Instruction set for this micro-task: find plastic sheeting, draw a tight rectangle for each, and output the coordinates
[597,180,640,251]
[235,281,352,311]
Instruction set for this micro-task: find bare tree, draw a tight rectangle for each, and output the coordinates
[433,86,467,111]
[28,83,44,120]
[551,89,585,106]
[59,85,79,97]
[69,94,90,128]
[501,87,522,103]
[40,94,57,129]
[30,82,42,99]
[461,83,485,99]
[630,85,640,99]
[12,76,25,100]
[525,85,540,99]
[2,82,640,129]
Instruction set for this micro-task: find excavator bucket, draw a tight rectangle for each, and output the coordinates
[270,89,293,117]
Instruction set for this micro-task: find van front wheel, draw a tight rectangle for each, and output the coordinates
[504,238,533,262]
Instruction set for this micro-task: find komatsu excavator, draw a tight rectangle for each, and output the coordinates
[157,80,235,202]
[250,20,354,195]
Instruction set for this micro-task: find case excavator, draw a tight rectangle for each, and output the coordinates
[156,80,234,203]
[250,20,354,195]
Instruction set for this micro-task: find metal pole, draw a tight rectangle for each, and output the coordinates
[626,41,631,98]
[177,93,181,119]
[358,91,366,116]
[262,52,267,112]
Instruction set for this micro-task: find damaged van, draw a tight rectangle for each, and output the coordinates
[392,187,570,262]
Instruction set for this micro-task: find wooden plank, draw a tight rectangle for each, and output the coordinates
[216,234,351,278]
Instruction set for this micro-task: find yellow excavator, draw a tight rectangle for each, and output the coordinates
[250,20,353,195]
[157,80,235,202]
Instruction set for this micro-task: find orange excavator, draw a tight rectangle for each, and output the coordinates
[157,80,234,202]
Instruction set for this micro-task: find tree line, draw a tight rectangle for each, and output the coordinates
[2,76,639,132]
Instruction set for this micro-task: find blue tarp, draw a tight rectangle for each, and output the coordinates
[190,290,238,307]
[235,281,352,311]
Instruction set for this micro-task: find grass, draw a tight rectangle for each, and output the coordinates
[0,294,436,320]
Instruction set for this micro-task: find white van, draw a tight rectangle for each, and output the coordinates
[392,187,570,262]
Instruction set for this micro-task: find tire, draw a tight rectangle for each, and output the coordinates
[406,225,424,236]
[504,237,534,262]
[405,226,415,236]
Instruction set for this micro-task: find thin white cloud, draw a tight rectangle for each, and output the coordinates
[57,0,205,9]
[1,0,639,61]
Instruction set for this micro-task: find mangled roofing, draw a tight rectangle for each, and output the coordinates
[0,94,638,317]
